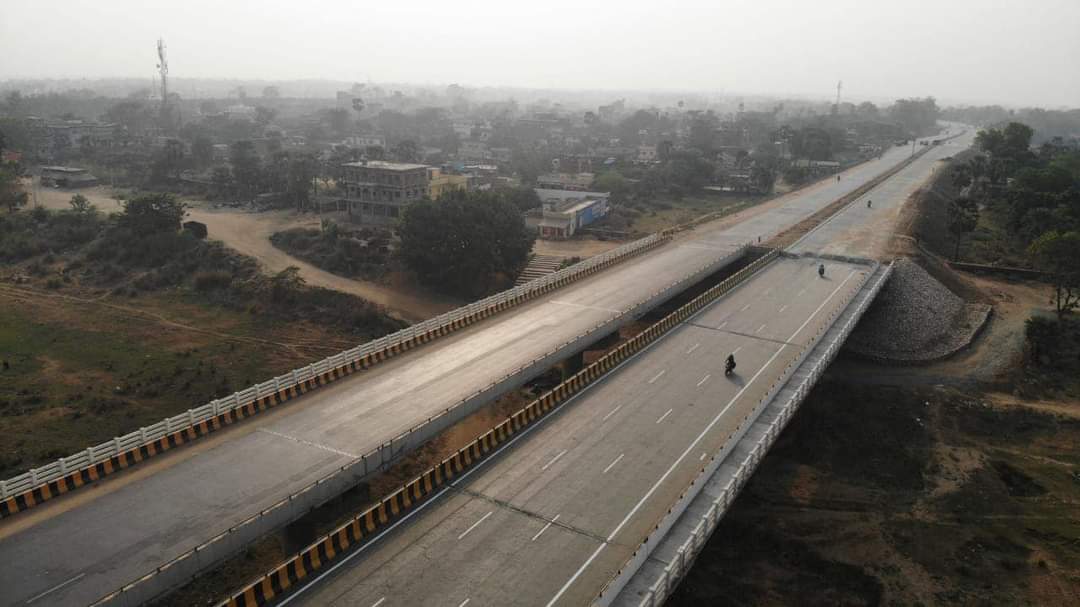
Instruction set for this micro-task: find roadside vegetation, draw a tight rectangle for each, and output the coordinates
[398,189,534,298]
[0,193,402,477]
[270,220,394,282]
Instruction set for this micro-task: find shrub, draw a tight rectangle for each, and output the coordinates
[194,270,233,291]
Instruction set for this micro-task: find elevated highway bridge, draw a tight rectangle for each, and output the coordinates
[0,128,971,607]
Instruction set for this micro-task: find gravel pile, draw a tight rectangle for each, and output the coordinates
[847,258,992,363]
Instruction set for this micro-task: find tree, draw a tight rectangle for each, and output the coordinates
[270,266,306,303]
[947,196,979,260]
[1,165,28,212]
[1028,230,1080,320]
[119,193,186,235]
[504,186,541,212]
[230,140,262,199]
[261,86,281,99]
[211,166,233,197]
[254,105,278,127]
[325,108,350,137]
[392,140,420,163]
[398,190,535,298]
[191,135,214,169]
[68,193,96,214]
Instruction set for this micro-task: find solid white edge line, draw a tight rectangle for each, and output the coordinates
[543,268,858,607]
[278,252,786,607]
[25,573,87,604]
[457,511,493,540]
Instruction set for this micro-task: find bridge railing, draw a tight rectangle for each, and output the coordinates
[1,232,673,503]
[595,259,891,607]
[619,261,894,607]
[88,244,756,607]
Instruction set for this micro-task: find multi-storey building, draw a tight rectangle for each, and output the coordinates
[339,160,430,224]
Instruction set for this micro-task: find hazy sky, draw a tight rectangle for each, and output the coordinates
[2,0,1078,107]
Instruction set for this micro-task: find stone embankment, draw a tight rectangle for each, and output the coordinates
[847,258,991,363]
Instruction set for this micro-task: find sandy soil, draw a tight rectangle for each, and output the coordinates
[185,206,458,322]
[532,237,620,259]
[23,178,125,213]
[23,178,457,321]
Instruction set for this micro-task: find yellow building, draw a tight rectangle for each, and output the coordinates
[427,168,468,199]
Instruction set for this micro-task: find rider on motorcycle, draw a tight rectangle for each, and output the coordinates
[725,353,736,374]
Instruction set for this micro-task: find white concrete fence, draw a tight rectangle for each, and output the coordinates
[596,259,893,607]
[1,233,670,501]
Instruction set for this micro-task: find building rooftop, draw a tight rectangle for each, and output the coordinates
[342,160,430,171]
[40,166,90,173]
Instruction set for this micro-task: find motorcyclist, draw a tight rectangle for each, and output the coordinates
[725,353,736,375]
[818,263,825,278]
[867,199,873,208]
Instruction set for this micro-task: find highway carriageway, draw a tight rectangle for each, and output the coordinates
[0,140,919,607]
[284,256,873,607]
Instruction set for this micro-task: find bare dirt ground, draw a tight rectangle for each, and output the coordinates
[184,205,458,322]
[532,237,620,259]
[24,179,456,322]
[23,178,125,213]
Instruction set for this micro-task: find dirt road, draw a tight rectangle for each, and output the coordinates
[185,207,457,322]
[25,179,454,322]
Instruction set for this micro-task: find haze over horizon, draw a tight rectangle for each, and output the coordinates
[2,0,1079,108]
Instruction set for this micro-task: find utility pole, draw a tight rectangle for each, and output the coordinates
[833,80,842,114]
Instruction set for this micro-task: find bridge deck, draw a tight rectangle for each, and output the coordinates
[0,140,928,607]
[288,256,872,607]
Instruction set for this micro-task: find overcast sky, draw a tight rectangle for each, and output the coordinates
[2,0,1077,107]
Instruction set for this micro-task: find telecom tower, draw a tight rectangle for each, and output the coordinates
[833,80,842,114]
[157,38,169,116]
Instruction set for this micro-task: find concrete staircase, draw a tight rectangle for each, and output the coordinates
[515,254,565,286]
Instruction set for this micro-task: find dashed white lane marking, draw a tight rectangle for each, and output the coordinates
[699,452,708,461]
[532,514,561,541]
[648,370,666,384]
[740,303,751,312]
[732,346,742,354]
[763,288,772,296]
[686,343,700,355]
[797,288,806,297]
[544,269,860,607]
[601,405,622,422]
[603,453,625,474]
[718,321,728,329]
[26,573,86,604]
[370,599,386,607]
[656,408,674,424]
[778,305,788,313]
[697,374,711,387]
[458,599,471,607]
[756,323,767,334]
[457,512,493,540]
[541,449,568,471]
[549,300,622,314]
[259,429,359,459]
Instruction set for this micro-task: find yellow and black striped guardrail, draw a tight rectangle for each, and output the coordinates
[218,248,780,607]
[1,235,671,520]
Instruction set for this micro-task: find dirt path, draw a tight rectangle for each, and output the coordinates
[23,179,456,322]
[189,207,458,323]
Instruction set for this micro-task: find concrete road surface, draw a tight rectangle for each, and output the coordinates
[0,131,940,607]
[291,257,870,607]
[790,129,975,258]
